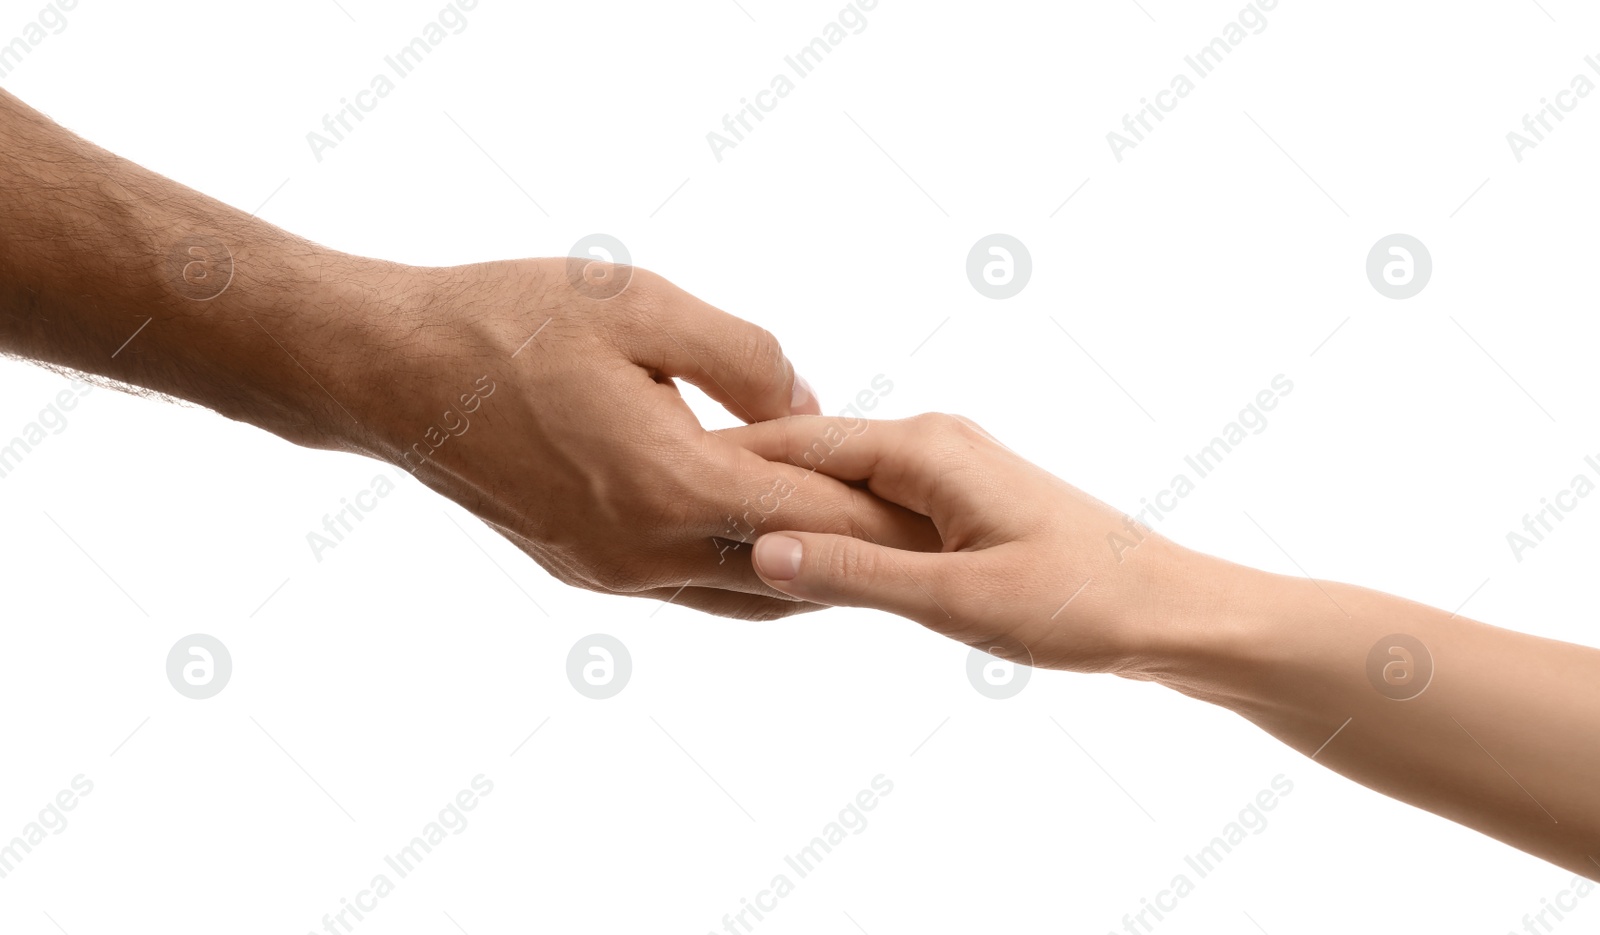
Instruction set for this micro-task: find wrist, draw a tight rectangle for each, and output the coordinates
[313,258,544,470]
[1117,549,1286,701]
[181,245,414,454]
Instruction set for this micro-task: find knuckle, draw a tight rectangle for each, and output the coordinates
[820,537,876,583]
[909,411,987,449]
[910,411,960,436]
[606,268,668,327]
[736,324,787,397]
[937,412,981,438]
[621,265,664,302]
[950,414,990,439]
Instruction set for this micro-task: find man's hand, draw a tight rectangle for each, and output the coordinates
[0,88,936,618]
[337,260,937,619]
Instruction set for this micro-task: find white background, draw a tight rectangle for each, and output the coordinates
[2,0,1599,932]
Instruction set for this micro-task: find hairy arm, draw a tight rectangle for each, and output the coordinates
[0,89,938,617]
[0,87,391,447]
[726,413,1600,876]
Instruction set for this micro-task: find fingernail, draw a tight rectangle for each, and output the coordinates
[754,534,803,581]
[791,372,817,413]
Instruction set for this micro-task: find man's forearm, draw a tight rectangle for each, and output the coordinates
[0,88,399,450]
[1147,564,1600,877]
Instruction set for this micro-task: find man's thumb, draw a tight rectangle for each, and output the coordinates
[751,532,947,622]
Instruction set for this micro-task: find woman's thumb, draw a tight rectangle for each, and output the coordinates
[751,532,947,622]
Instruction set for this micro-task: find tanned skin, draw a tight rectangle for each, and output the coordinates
[0,87,938,618]
[6,85,1594,880]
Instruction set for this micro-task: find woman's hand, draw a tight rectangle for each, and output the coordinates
[725,412,1600,880]
[718,412,1227,671]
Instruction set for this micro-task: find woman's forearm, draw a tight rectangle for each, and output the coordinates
[1143,560,1600,878]
[726,412,1600,876]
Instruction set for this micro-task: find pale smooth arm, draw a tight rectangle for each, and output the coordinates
[724,413,1600,877]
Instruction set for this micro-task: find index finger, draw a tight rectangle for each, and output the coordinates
[715,413,1003,522]
[700,427,943,554]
